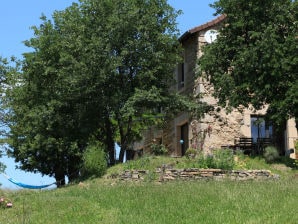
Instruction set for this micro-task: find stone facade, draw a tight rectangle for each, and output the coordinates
[134,15,297,158]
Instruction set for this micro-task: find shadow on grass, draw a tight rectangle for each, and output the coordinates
[276,156,298,170]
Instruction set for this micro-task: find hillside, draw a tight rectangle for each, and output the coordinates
[1,155,298,224]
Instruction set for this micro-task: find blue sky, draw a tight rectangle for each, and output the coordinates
[0,0,216,189]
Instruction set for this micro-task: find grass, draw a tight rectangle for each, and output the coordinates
[1,155,298,224]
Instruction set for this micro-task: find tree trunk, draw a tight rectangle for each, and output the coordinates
[55,167,66,188]
[68,165,80,183]
[105,117,115,165]
[119,139,128,163]
[117,115,133,163]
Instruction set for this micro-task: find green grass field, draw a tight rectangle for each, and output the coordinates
[1,156,297,224]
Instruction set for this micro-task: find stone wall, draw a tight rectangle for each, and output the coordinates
[116,168,279,182]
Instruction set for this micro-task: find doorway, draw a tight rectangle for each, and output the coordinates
[180,123,189,156]
[251,116,273,143]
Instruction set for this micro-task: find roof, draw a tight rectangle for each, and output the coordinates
[179,14,226,42]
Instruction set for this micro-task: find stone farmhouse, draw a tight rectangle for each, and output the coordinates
[133,15,298,159]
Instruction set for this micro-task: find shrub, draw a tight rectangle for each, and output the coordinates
[263,146,279,163]
[185,148,197,159]
[150,143,168,156]
[196,149,235,170]
[82,144,107,178]
[212,149,235,170]
[196,152,214,168]
[234,151,248,169]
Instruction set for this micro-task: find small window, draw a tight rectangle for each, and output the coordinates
[178,63,184,89]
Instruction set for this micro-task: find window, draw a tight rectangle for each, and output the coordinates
[178,63,184,89]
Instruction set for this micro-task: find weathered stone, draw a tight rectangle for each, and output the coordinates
[200,172,213,177]
[117,169,277,182]
[132,173,139,179]
[163,175,175,180]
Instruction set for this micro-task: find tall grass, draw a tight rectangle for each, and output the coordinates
[1,155,297,224]
[1,178,297,223]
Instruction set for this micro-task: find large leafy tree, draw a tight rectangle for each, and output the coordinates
[4,12,95,186]
[63,0,202,163]
[4,0,203,186]
[199,0,298,125]
[83,0,184,162]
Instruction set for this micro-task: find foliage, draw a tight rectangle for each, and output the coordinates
[76,0,184,163]
[263,146,280,163]
[0,149,6,176]
[212,149,235,170]
[196,149,235,170]
[2,11,96,185]
[81,144,107,178]
[185,148,197,159]
[1,0,190,185]
[0,196,12,209]
[278,156,298,170]
[0,161,6,174]
[150,143,168,156]
[233,151,249,169]
[199,0,298,124]
[0,57,18,175]
[295,140,298,151]
[196,152,214,169]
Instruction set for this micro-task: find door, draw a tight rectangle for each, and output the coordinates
[180,123,189,156]
[251,116,274,154]
[251,116,273,143]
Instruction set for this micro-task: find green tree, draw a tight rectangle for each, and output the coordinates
[74,0,202,162]
[199,0,298,125]
[3,14,91,186]
[3,4,109,185]
[3,0,206,186]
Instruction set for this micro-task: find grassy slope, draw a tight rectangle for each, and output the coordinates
[1,156,298,224]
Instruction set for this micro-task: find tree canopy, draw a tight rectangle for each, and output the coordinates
[2,0,203,186]
[199,0,298,125]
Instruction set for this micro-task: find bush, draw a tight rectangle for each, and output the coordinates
[263,146,279,163]
[185,148,197,159]
[150,143,168,156]
[196,149,235,170]
[212,149,235,170]
[82,144,107,178]
[197,153,214,168]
